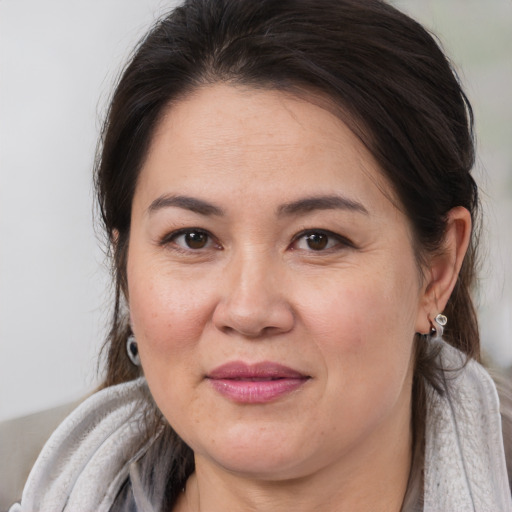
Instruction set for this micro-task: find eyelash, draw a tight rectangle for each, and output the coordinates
[159,228,354,253]
[159,228,220,253]
[290,229,355,252]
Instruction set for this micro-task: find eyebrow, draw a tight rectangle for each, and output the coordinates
[147,193,368,218]
[148,194,225,216]
[277,195,369,217]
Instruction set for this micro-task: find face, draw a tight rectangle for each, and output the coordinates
[127,84,427,480]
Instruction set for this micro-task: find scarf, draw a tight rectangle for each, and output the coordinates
[10,341,512,511]
[424,341,511,511]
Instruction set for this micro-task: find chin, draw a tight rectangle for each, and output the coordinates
[193,426,318,480]
[211,452,310,481]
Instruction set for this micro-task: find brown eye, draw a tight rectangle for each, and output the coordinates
[167,229,216,250]
[292,229,353,252]
[305,232,328,251]
[184,231,208,249]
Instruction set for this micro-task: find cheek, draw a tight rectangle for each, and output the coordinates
[126,259,216,427]
[300,277,411,344]
[299,272,418,429]
[127,258,217,355]
[297,262,420,378]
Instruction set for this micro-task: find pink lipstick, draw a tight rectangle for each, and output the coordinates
[207,361,309,403]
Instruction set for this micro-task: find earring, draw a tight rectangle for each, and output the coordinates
[429,313,447,343]
[126,335,141,366]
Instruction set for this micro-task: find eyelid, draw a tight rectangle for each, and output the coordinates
[158,227,353,252]
[290,228,355,251]
[159,227,221,250]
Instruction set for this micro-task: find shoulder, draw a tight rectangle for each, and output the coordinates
[9,378,152,512]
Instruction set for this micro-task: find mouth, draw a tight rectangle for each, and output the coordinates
[206,361,310,404]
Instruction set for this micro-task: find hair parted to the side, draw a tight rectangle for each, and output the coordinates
[94,0,480,506]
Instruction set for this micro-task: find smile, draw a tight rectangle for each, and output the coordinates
[206,361,310,403]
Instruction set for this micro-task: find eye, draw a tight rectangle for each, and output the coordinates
[291,230,352,252]
[163,229,218,250]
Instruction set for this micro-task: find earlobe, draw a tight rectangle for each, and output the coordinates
[112,228,120,246]
[415,206,472,334]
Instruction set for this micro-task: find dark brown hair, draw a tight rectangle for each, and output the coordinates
[94,0,479,505]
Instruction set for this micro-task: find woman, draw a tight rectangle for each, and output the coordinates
[10,0,512,510]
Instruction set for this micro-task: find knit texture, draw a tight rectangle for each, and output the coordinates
[10,342,512,511]
[424,342,512,512]
[9,378,153,512]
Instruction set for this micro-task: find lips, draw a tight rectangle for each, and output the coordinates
[207,361,310,403]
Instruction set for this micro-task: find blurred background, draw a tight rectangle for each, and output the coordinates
[1,0,511,423]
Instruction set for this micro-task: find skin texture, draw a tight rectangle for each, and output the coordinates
[126,85,471,511]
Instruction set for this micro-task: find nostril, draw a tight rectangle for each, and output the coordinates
[213,305,295,339]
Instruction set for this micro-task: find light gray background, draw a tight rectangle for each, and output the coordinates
[1,0,511,422]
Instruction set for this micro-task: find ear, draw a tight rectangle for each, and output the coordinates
[111,228,119,246]
[415,207,472,334]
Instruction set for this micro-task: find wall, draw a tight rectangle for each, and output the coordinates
[0,0,177,421]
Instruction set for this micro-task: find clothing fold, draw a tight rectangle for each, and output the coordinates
[10,378,151,512]
[424,342,512,512]
[10,342,512,511]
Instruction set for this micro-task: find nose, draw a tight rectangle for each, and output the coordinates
[212,251,295,338]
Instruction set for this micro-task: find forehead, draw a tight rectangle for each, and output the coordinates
[137,84,396,212]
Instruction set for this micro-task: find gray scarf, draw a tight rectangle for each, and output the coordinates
[10,341,512,511]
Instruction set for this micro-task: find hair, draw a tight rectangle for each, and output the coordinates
[94,0,481,507]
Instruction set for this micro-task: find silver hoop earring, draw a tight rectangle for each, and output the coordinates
[429,313,447,342]
[126,335,141,366]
